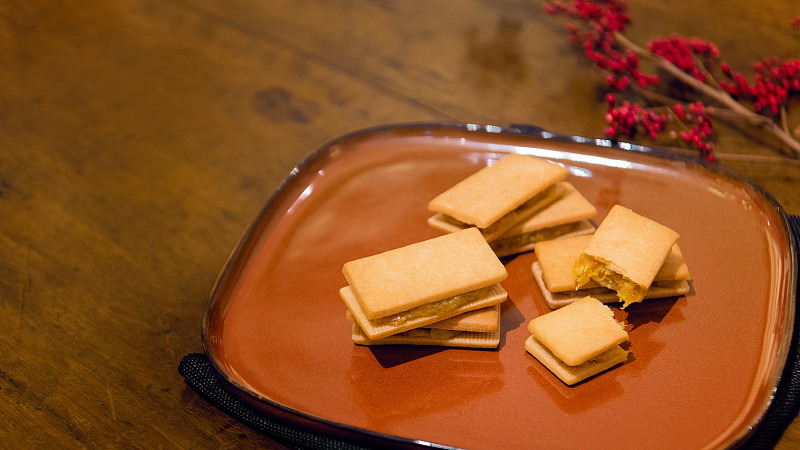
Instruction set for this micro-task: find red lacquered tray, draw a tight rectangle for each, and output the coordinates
[202,123,797,449]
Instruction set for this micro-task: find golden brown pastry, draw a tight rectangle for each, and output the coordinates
[428,153,568,241]
[572,205,680,308]
[341,227,508,340]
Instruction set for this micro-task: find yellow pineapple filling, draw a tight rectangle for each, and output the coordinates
[490,222,578,254]
[572,254,646,308]
[375,285,494,326]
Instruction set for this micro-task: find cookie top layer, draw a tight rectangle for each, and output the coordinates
[582,205,679,287]
[528,296,628,366]
[428,153,568,229]
[342,227,508,319]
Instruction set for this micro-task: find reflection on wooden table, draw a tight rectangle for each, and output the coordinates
[0,1,798,448]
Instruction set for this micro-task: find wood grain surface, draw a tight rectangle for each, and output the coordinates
[1,1,798,448]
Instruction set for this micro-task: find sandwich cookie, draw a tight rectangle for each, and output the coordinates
[340,227,508,340]
[532,234,691,309]
[572,205,680,309]
[428,153,568,241]
[525,296,630,385]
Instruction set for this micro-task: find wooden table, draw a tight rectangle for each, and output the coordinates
[1,1,798,448]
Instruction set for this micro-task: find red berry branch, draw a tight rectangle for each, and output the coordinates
[544,0,800,161]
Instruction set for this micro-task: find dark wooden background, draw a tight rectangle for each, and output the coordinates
[1,1,799,447]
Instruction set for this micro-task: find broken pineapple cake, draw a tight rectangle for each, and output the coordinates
[533,234,691,309]
[572,205,679,308]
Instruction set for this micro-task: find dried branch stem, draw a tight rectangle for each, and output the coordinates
[614,32,800,157]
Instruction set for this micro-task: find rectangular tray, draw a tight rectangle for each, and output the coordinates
[202,123,797,449]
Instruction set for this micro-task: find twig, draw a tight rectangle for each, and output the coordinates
[615,32,752,116]
[781,105,789,135]
[615,32,800,157]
